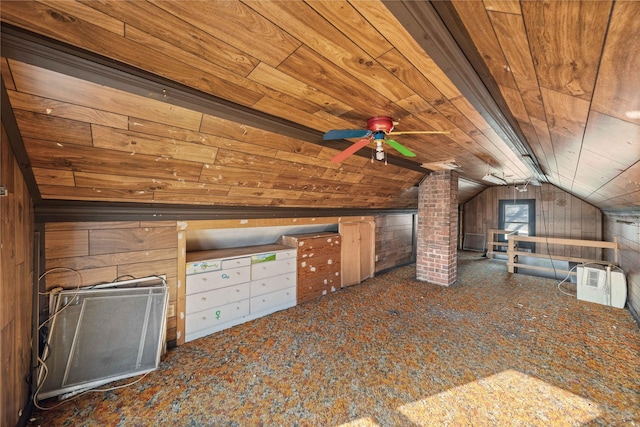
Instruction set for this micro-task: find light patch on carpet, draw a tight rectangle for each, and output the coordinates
[337,417,380,427]
[397,369,601,426]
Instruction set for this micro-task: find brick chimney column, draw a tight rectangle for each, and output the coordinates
[416,170,458,286]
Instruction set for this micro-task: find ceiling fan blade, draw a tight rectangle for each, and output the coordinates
[323,129,372,140]
[387,130,450,136]
[331,137,371,163]
[386,139,416,157]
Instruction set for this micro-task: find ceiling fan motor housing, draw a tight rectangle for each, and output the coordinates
[367,116,395,132]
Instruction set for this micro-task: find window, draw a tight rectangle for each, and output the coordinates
[498,199,535,252]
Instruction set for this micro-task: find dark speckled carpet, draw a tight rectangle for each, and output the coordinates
[29,252,640,426]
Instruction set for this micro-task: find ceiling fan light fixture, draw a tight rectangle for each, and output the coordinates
[482,173,507,185]
[374,139,385,162]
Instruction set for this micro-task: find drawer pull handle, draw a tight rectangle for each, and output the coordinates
[221,273,230,279]
[201,297,206,301]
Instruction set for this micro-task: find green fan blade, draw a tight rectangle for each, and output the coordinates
[386,139,416,157]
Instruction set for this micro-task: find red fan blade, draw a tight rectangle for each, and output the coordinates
[331,137,371,163]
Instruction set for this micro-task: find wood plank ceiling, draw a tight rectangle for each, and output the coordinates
[1,0,638,214]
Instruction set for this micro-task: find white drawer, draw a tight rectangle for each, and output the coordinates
[250,271,296,297]
[186,266,251,295]
[276,249,297,260]
[186,299,250,334]
[186,283,250,314]
[251,287,296,314]
[251,259,296,280]
[186,259,222,275]
[222,257,251,269]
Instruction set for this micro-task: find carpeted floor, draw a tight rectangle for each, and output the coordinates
[29,252,640,426]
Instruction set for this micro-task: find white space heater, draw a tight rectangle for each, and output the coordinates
[37,277,169,400]
[576,264,627,309]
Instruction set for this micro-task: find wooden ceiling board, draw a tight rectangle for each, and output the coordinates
[1,0,639,214]
[8,60,204,131]
[38,0,125,36]
[352,0,461,101]
[32,167,75,187]
[522,0,611,101]
[245,1,414,103]
[582,111,640,168]
[487,9,546,121]
[82,0,260,76]
[529,116,559,180]
[147,0,301,69]
[483,1,521,15]
[23,137,204,182]
[13,109,93,147]
[306,1,394,60]
[591,0,640,126]
[9,91,129,130]
[1,1,264,107]
[90,125,220,165]
[449,0,518,91]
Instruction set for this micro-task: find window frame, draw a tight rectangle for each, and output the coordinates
[497,199,536,252]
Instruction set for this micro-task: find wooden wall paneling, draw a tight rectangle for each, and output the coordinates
[45,229,89,259]
[603,215,640,317]
[88,226,177,255]
[374,214,414,272]
[570,195,582,258]
[463,184,603,259]
[44,221,180,343]
[1,123,35,427]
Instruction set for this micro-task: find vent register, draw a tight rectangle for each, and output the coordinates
[37,277,169,401]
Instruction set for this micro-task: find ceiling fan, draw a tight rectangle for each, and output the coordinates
[323,116,449,163]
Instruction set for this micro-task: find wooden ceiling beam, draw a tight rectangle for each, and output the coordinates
[33,200,417,223]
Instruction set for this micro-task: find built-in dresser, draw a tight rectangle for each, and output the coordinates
[185,244,296,342]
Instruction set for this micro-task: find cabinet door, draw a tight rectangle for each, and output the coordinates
[340,221,375,287]
[340,223,360,287]
[358,221,375,280]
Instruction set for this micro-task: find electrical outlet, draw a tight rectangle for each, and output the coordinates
[167,303,175,318]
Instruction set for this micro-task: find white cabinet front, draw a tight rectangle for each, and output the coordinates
[251,287,296,314]
[251,259,296,280]
[186,299,250,334]
[250,271,296,296]
[186,266,251,295]
[186,283,250,314]
[185,247,297,342]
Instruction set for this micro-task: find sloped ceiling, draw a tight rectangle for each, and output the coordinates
[1,0,638,216]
